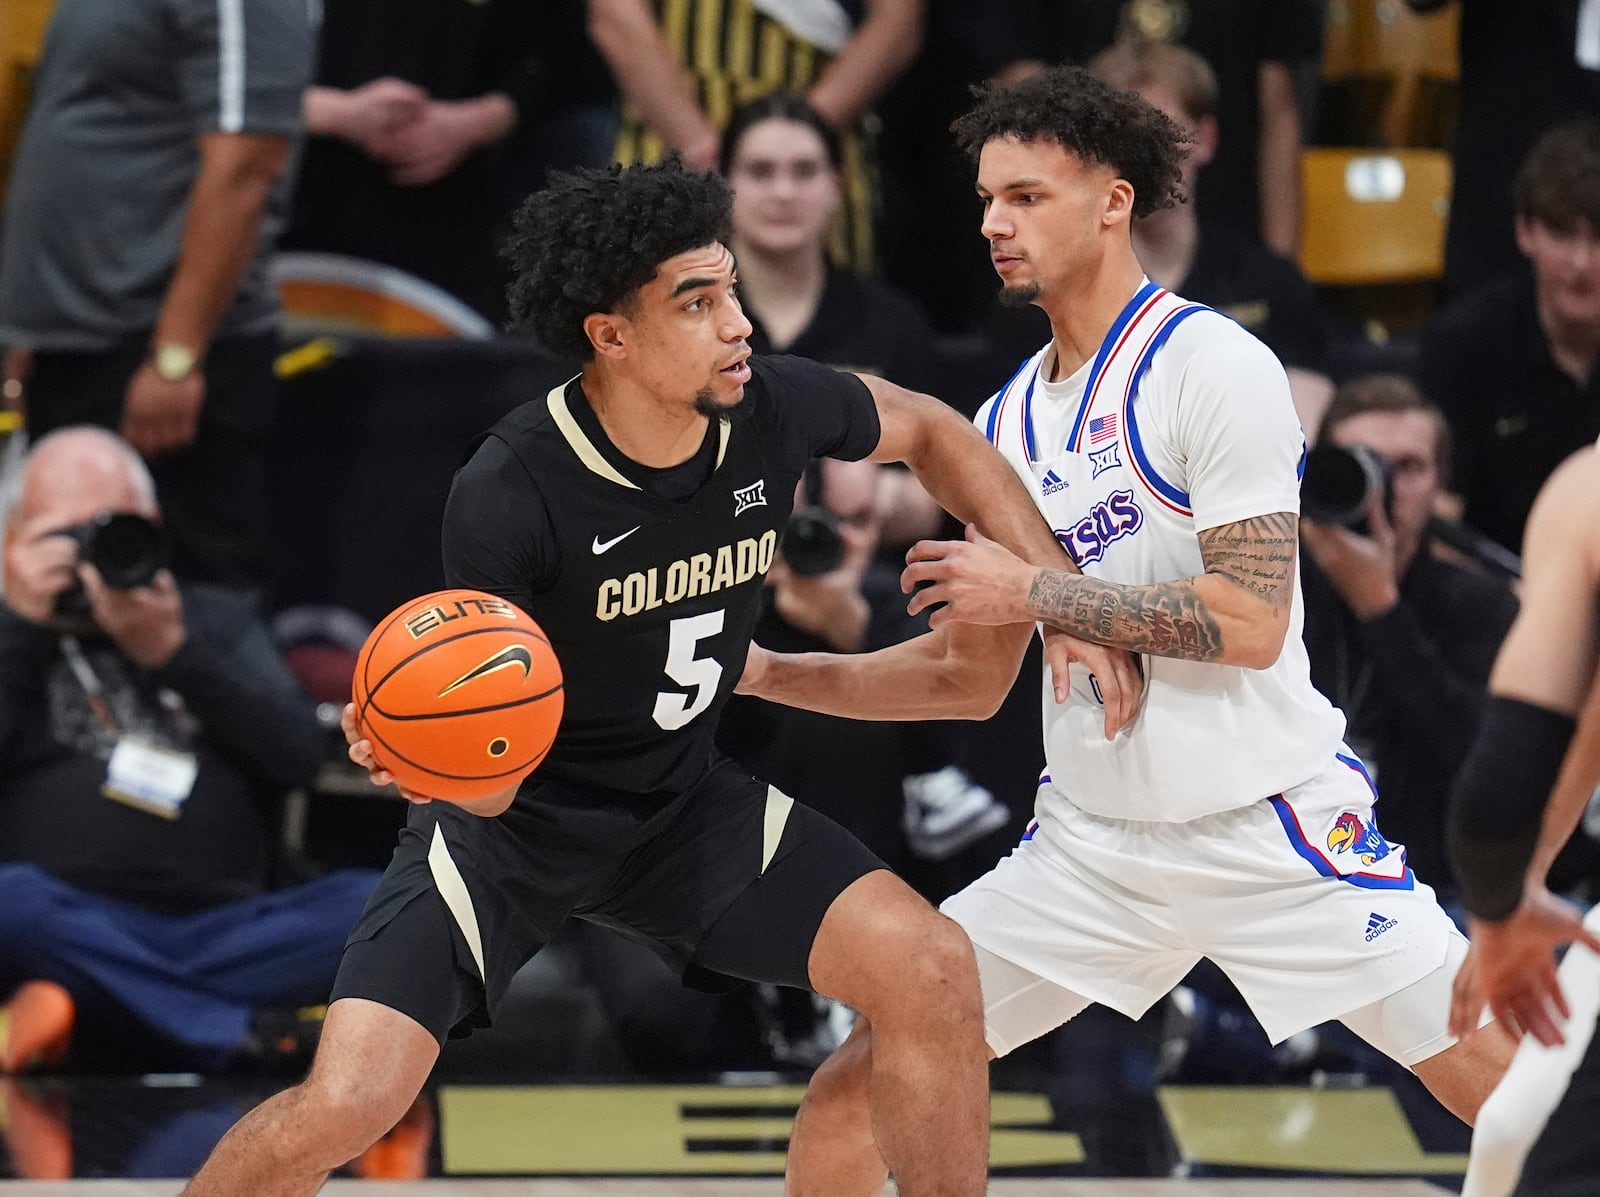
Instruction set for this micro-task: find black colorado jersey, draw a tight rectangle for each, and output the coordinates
[442,355,880,807]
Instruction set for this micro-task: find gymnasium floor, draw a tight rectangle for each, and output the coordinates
[0,1069,1471,1192]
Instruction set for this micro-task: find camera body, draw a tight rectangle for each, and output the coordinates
[780,506,846,577]
[55,512,168,590]
[1300,444,1394,535]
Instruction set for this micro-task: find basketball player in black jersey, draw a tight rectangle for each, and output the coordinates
[1446,444,1600,1195]
[180,159,1142,1196]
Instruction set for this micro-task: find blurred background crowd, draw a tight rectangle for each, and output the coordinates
[0,0,1598,1165]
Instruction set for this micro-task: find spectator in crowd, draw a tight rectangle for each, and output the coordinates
[590,0,923,270]
[287,0,547,320]
[1420,118,1600,556]
[991,0,1323,259]
[0,428,377,1074]
[722,92,938,391]
[1300,376,1518,898]
[987,38,1335,436]
[1405,0,1600,294]
[0,0,315,590]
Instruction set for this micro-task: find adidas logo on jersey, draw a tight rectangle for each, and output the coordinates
[1364,912,1398,942]
[1040,470,1069,496]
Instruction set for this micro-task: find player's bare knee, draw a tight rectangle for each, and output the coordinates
[864,913,978,1027]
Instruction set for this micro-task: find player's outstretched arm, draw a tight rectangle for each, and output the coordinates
[849,373,1145,731]
[739,621,1033,722]
[903,515,1298,670]
[856,373,1077,575]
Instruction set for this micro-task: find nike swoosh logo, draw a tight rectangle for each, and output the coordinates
[592,526,641,555]
[438,645,534,697]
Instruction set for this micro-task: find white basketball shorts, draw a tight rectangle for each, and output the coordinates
[941,752,1468,1063]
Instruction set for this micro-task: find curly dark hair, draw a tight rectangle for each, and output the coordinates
[504,156,734,359]
[950,64,1189,219]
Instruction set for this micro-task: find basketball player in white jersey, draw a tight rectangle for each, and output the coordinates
[1444,443,1600,1196]
[738,65,1514,1194]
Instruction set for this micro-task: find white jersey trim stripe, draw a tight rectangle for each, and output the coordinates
[1068,282,1165,454]
[1121,305,1206,516]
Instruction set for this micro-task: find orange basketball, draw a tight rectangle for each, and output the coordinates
[352,589,564,801]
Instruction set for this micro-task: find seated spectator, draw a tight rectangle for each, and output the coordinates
[0,428,378,1074]
[1420,118,1600,555]
[1300,376,1518,899]
[287,0,546,319]
[722,92,939,392]
[985,40,1335,437]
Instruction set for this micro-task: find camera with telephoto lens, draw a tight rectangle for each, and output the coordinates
[1300,444,1394,535]
[55,511,169,589]
[780,507,846,577]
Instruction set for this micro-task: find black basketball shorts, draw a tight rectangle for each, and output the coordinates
[329,756,886,1042]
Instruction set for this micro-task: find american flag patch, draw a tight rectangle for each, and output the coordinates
[1088,414,1118,445]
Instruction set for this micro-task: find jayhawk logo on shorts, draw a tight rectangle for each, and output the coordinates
[1327,812,1390,867]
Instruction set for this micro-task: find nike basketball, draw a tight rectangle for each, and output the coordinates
[352,589,564,801]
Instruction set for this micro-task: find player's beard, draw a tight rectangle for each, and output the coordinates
[998,280,1042,308]
[694,387,747,419]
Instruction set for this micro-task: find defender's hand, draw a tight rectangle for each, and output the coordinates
[902,525,1034,628]
[1450,886,1600,1046]
[1043,627,1144,739]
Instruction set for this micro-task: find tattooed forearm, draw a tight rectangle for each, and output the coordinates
[1197,512,1298,614]
[1027,571,1227,661]
[1023,512,1299,664]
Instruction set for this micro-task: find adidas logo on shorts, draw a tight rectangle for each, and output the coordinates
[1364,911,1398,942]
[1041,470,1069,496]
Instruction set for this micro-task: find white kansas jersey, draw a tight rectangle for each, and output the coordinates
[977,281,1347,823]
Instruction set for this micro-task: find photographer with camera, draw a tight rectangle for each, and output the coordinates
[1300,376,1520,899]
[0,427,376,1074]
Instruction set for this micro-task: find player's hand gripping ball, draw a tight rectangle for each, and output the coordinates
[351,589,564,801]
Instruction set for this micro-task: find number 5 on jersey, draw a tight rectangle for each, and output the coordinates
[653,611,725,730]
